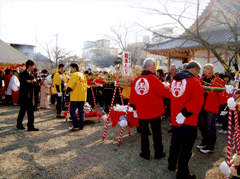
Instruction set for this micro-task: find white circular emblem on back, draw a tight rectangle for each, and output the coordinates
[171,79,187,97]
[135,78,149,95]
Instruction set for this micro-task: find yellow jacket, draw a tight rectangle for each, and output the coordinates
[67,72,87,102]
[53,72,66,94]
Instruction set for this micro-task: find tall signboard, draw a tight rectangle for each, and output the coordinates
[122,51,131,76]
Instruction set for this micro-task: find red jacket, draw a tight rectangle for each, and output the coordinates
[200,76,226,114]
[170,70,204,127]
[129,70,171,119]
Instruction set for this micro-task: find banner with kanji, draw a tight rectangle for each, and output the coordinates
[122,51,131,76]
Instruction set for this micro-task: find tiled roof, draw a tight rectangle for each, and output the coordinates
[145,28,240,51]
[216,0,240,15]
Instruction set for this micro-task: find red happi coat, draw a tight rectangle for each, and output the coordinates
[129,71,171,119]
[200,76,226,114]
[171,70,204,126]
[170,74,204,127]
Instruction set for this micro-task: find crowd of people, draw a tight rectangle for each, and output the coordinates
[0,58,237,179]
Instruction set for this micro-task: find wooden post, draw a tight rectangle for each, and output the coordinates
[167,54,171,71]
[207,50,210,63]
[192,50,195,61]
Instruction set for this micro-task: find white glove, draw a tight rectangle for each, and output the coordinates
[176,112,186,124]
[225,85,233,94]
[64,83,67,87]
[220,111,228,116]
[58,92,63,97]
[227,97,236,110]
[162,81,170,87]
[133,111,138,118]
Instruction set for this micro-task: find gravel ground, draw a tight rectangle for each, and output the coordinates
[0,104,228,179]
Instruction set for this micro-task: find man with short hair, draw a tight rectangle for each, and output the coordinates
[197,63,226,153]
[53,64,67,118]
[129,58,171,160]
[168,61,204,179]
[66,63,87,131]
[17,60,39,131]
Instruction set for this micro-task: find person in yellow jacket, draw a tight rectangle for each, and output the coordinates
[53,64,67,118]
[66,63,87,131]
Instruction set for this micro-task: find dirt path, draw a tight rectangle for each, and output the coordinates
[0,104,227,179]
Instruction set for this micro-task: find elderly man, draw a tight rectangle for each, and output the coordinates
[166,64,178,82]
[129,58,171,160]
[197,63,226,153]
[168,61,204,179]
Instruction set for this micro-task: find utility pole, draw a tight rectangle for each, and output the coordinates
[34,25,37,61]
[54,34,58,67]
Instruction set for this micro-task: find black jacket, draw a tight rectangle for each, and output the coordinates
[18,70,35,105]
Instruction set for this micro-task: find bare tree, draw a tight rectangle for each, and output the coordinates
[135,0,240,72]
[105,21,149,65]
[38,41,71,68]
[91,49,117,67]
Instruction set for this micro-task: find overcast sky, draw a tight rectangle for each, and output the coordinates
[0,0,210,57]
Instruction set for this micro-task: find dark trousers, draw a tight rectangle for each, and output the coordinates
[139,116,163,155]
[87,88,94,108]
[218,104,228,131]
[70,101,84,129]
[56,94,64,115]
[97,87,103,107]
[198,110,217,150]
[103,88,114,114]
[17,100,35,129]
[168,125,197,178]
[34,87,40,109]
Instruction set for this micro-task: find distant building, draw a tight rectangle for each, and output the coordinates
[82,39,119,70]
[10,43,35,60]
[35,52,53,70]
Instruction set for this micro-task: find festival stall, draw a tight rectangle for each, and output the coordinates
[0,39,29,71]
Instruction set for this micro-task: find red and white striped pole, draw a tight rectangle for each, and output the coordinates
[118,85,124,105]
[234,110,240,153]
[91,86,100,123]
[102,86,118,140]
[117,103,131,146]
[118,86,131,136]
[227,109,232,168]
[117,127,124,146]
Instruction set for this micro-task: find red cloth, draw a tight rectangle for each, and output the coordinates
[1,86,5,96]
[12,90,19,104]
[200,76,226,114]
[87,78,94,86]
[129,74,171,119]
[110,110,139,127]
[94,78,105,85]
[4,74,11,90]
[170,77,204,127]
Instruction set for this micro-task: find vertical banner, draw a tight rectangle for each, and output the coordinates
[122,51,131,76]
